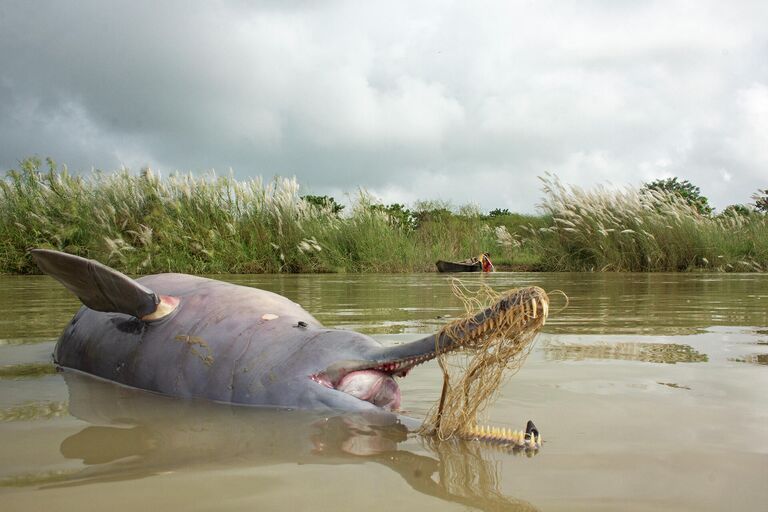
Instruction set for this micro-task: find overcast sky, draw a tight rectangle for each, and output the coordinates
[1,1,766,212]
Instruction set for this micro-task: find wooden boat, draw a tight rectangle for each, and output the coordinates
[436,260,482,272]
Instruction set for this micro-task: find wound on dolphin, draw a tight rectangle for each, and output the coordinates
[29,249,550,450]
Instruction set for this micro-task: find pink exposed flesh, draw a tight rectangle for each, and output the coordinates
[336,370,401,410]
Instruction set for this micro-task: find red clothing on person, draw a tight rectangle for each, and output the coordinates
[481,254,494,272]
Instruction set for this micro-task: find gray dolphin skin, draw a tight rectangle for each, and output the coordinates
[31,249,547,417]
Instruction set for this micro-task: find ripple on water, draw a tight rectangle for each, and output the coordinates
[0,272,767,511]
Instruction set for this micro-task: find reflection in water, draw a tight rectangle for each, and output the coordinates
[543,341,709,364]
[421,438,538,512]
[748,329,768,347]
[0,362,56,379]
[0,468,85,488]
[0,400,68,422]
[1,371,539,512]
[0,275,81,345]
[656,382,692,390]
[730,354,768,366]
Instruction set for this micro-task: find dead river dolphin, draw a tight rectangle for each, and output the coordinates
[32,249,548,417]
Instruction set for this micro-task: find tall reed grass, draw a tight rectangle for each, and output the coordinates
[528,175,768,271]
[0,158,513,274]
[3,159,764,274]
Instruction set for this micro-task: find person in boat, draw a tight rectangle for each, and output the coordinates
[481,252,494,272]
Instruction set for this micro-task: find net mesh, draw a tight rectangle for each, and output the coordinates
[419,280,550,440]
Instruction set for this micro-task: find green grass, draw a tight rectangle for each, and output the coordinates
[2,159,765,274]
[0,158,531,274]
[526,175,768,271]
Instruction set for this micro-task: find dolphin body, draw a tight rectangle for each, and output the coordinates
[31,249,547,421]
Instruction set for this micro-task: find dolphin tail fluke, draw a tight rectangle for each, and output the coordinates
[30,249,160,318]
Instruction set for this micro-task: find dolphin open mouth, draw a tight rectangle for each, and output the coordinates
[336,370,401,409]
[310,354,435,411]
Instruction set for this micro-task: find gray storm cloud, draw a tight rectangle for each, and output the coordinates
[0,0,766,212]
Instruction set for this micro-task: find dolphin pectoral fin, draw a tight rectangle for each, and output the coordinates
[30,249,161,318]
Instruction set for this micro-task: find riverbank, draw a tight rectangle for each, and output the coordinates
[2,158,766,274]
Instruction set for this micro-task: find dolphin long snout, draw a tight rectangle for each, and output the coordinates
[371,286,549,365]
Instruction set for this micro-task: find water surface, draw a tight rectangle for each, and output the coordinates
[1,272,767,511]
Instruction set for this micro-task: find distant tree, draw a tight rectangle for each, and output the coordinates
[642,177,713,215]
[412,199,453,227]
[720,204,752,217]
[488,208,511,217]
[414,199,452,214]
[752,188,768,213]
[457,204,482,218]
[369,203,417,230]
[301,195,344,215]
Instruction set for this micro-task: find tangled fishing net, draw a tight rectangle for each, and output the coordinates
[419,280,552,443]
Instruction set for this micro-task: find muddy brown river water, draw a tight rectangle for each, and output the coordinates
[1,272,767,511]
